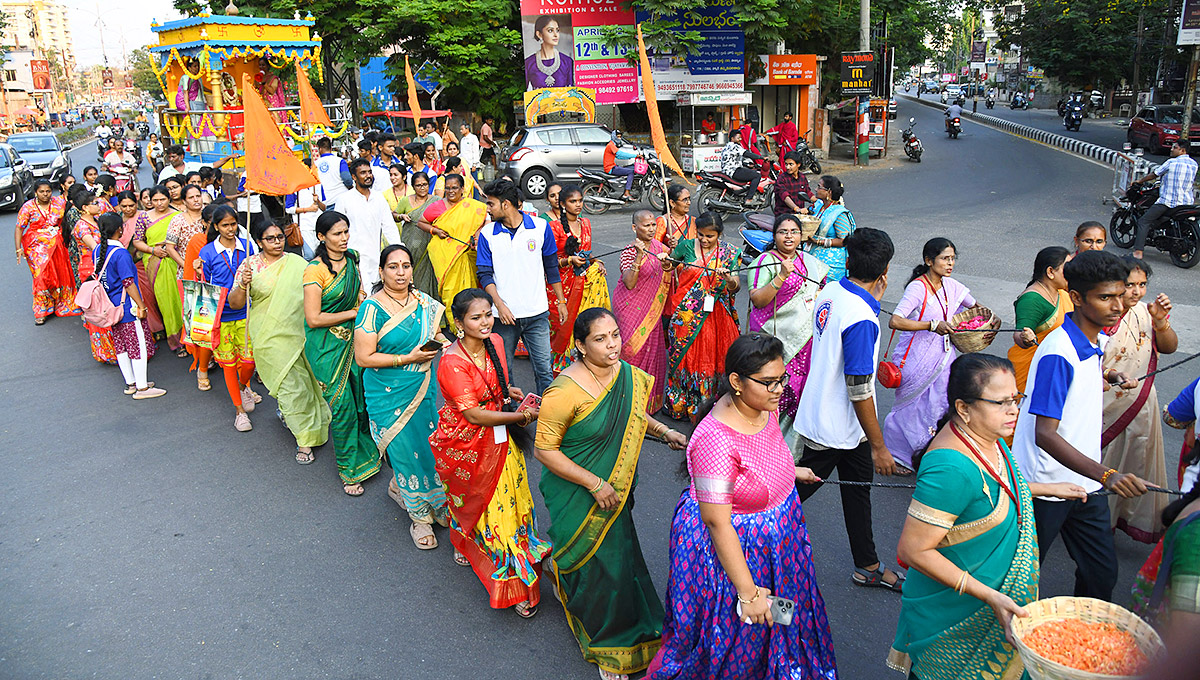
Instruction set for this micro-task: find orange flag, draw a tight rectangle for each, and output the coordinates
[405,55,422,130]
[636,24,687,180]
[295,60,332,127]
[241,73,319,195]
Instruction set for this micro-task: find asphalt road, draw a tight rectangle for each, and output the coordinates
[1,115,1197,679]
[909,91,1162,160]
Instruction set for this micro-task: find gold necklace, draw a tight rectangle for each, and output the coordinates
[583,362,612,395]
[383,289,411,312]
[730,398,767,429]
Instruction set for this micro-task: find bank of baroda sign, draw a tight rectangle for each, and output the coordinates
[840,51,874,95]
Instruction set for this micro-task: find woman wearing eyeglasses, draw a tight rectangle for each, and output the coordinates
[228,221,331,463]
[748,213,828,437]
[889,354,1085,680]
[649,333,835,680]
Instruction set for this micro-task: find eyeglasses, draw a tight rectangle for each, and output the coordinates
[743,372,790,393]
[261,234,286,243]
[413,182,429,188]
[776,229,803,236]
[974,393,1025,408]
[675,196,691,202]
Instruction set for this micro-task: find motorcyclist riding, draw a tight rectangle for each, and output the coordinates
[720,128,762,198]
[1130,140,1198,259]
[944,100,964,131]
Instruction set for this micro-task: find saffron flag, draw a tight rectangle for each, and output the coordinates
[295,61,332,127]
[241,73,319,195]
[405,55,422,130]
[636,24,687,180]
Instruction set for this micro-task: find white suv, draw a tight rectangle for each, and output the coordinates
[941,84,962,104]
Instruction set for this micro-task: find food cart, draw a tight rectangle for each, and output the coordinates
[675,90,753,174]
[149,9,352,167]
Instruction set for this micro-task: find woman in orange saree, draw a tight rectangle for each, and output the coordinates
[547,185,611,373]
[13,182,78,324]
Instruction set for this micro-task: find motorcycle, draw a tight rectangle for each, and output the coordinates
[739,213,775,265]
[901,117,923,162]
[578,147,666,215]
[795,130,822,175]
[1009,93,1029,110]
[695,154,777,215]
[124,137,142,166]
[1110,181,1200,268]
[134,121,150,140]
[985,95,995,109]
[945,114,962,139]
[1063,103,1084,132]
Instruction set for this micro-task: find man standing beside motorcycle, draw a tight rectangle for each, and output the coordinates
[765,111,799,163]
[1131,141,1198,259]
[603,130,637,201]
[774,151,813,215]
[720,128,761,199]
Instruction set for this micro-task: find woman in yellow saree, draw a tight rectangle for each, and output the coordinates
[228,222,332,463]
[135,190,185,354]
[536,308,687,680]
[419,173,485,331]
[1007,246,1071,392]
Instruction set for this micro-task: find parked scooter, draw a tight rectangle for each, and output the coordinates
[794,131,822,175]
[695,154,777,215]
[901,117,923,161]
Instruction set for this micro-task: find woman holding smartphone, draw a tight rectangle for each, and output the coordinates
[430,288,549,617]
[354,244,451,549]
[648,333,836,679]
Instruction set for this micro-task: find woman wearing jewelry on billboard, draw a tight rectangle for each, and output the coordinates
[524,15,574,89]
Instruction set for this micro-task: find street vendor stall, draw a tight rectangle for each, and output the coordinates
[149,10,351,167]
[676,90,752,173]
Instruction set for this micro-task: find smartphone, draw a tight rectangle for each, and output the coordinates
[419,339,444,352]
[518,392,541,412]
[735,595,795,626]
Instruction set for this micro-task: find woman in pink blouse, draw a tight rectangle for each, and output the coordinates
[649,333,839,679]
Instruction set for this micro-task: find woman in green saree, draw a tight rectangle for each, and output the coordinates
[229,222,331,463]
[535,308,687,680]
[303,211,380,496]
[890,354,1086,680]
[354,244,452,549]
[395,170,438,296]
[1007,247,1072,393]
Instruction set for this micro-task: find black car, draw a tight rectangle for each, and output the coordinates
[0,143,36,211]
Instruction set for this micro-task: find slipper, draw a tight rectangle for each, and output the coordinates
[453,550,469,567]
[174,347,189,358]
[893,463,915,477]
[598,670,628,680]
[410,522,437,550]
[514,601,537,619]
[34,317,46,326]
[343,483,365,497]
[196,375,211,391]
[852,565,905,593]
[295,448,315,465]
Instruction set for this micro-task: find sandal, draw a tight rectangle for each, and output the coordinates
[295,447,315,465]
[34,317,46,326]
[893,462,915,477]
[598,670,628,680]
[124,381,155,395]
[453,550,469,567]
[343,483,365,497]
[514,600,537,619]
[852,565,905,593]
[410,522,437,550]
[174,347,189,358]
[196,374,211,391]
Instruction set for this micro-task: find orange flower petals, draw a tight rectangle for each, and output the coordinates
[1025,619,1149,675]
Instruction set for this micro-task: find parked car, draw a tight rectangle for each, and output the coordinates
[499,122,616,199]
[0,143,37,211]
[923,80,940,94]
[888,96,898,119]
[940,84,962,104]
[7,132,70,186]
[1126,106,1200,155]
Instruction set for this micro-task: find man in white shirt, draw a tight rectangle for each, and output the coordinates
[459,123,481,180]
[285,180,326,259]
[420,123,443,154]
[1011,250,1148,601]
[793,227,904,591]
[477,178,566,394]
[371,132,400,189]
[340,157,401,291]
[314,136,352,209]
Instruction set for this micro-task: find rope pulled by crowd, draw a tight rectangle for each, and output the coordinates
[796,479,1185,497]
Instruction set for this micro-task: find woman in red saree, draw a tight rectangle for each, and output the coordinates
[430,288,549,616]
[613,210,672,413]
[13,181,78,324]
[70,191,119,363]
[665,212,741,421]
[547,185,610,373]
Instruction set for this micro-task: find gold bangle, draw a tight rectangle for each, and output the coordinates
[392,354,401,368]
[955,570,969,595]
[588,476,604,494]
[1101,468,1118,486]
[737,586,762,605]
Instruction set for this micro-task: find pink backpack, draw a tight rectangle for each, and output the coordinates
[74,247,126,327]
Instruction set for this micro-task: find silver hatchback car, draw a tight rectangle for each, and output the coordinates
[499,123,614,199]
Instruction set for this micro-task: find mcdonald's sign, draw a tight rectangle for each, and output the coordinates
[839,51,874,95]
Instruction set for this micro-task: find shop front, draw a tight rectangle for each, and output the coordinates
[748,54,824,156]
[676,90,753,173]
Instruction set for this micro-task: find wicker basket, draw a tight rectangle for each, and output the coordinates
[797,215,820,241]
[1010,597,1164,680]
[948,304,1001,353]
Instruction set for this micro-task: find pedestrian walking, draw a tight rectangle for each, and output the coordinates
[804,175,856,282]
[340,158,402,292]
[14,180,78,325]
[1008,246,1072,393]
[547,184,611,373]
[613,210,672,414]
[421,173,486,330]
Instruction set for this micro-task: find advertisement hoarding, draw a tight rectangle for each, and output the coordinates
[767,54,817,85]
[635,1,744,98]
[840,51,874,95]
[102,68,114,90]
[520,0,637,104]
[29,59,51,93]
[1181,0,1200,45]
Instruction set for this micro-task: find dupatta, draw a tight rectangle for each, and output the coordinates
[247,254,309,394]
[748,250,827,364]
[541,363,652,574]
[614,240,670,359]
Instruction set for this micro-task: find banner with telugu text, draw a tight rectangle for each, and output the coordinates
[520,0,638,104]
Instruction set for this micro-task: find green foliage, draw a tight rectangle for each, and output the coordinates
[995,0,1170,89]
[128,48,165,99]
[57,127,91,145]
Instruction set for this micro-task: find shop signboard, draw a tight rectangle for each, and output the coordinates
[675,90,751,106]
[636,0,745,98]
[839,51,874,95]
[767,54,817,85]
[1180,0,1200,45]
[102,68,114,90]
[520,0,637,104]
[680,144,723,173]
[29,59,51,93]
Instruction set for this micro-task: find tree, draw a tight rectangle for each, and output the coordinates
[995,0,1171,89]
[127,48,164,99]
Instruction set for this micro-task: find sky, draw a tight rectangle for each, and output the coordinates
[65,0,183,68]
